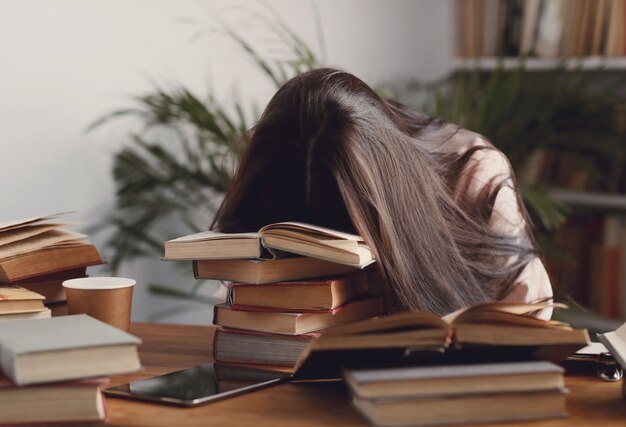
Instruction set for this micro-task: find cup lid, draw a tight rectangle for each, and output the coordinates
[62,277,136,290]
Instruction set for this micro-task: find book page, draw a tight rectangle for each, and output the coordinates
[0,223,68,246]
[260,222,363,242]
[0,212,73,233]
[0,230,86,260]
[167,230,259,243]
[444,302,566,327]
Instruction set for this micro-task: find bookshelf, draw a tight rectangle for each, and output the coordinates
[455,0,626,320]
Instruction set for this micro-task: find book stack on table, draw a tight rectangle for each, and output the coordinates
[0,315,142,425]
[0,213,104,317]
[344,361,568,426]
[164,222,382,368]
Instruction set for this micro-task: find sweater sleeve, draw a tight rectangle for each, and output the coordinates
[459,140,554,319]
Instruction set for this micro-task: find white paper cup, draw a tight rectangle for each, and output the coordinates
[63,277,135,331]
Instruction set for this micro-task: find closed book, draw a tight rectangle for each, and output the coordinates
[0,285,46,315]
[352,389,568,427]
[0,309,51,323]
[344,361,564,399]
[164,222,375,269]
[0,314,142,386]
[194,257,358,284]
[0,375,107,425]
[213,328,316,367]
[0,243,104,283]
[228,273,369,312]
[213,297,383,335]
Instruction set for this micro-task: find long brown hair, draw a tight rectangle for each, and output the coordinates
[212,68,537,315]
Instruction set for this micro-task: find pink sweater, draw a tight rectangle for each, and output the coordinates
[446,130,554,319]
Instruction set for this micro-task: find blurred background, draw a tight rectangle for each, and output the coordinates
[1,0,625,325]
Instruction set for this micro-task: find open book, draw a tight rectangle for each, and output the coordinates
[293,302,590,380]
[164,222,375,268]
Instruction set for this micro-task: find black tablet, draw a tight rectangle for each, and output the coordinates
[104,363,292,407]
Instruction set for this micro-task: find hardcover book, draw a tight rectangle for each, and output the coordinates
[227,273,370,312]
[0,375,107,425]
[164,222,375,268]
[0,314,142,385]
[213,297,383,335]
[193,257,358,284]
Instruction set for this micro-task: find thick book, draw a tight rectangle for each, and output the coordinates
[227,273,370,312]
[0,375,107,425]
[193,257,358,284]
[0,285,46,315]
[351,388,567,427]
[213,328,317,367]
[213,297,384,335]
[0,314,142,386]
[0,243,103,283]
[344,361,565,399]
[293,302,590,379]
[164,222,375,268]
[0,213,104,283]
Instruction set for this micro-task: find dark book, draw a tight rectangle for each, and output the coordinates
[193,257,358,284]
[213,328,317,368]
[227,273,370,312]
[15,267,87,303]
[213,297,383,335]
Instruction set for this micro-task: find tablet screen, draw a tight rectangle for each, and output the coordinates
[105,363,292,406]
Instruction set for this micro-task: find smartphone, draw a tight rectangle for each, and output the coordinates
[104,363,292,407]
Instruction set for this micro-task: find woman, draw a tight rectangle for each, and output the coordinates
[212,68,553,318]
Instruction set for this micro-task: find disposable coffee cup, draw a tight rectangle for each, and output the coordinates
[62,277,135,331]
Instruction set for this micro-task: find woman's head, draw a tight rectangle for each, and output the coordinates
[213,68,536,315]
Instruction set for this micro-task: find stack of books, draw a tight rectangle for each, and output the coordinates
[0,285,50,322]
[0,213,104,316]
[344,361,568,426]
[0,315,142,425]
[164,222,381,368]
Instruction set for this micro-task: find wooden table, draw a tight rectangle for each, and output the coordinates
[106,323,626,426]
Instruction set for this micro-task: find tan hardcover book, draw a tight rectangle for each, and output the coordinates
[0,375,107,424]
[0,243,103,283]
[194,257,358,284]
[164,222,375,269]
[344,361,564,399]
[0,285,46,315]
[293,302,589,380]
[228,273,370,312]
[352,389,567,427]
[213,297,383,335]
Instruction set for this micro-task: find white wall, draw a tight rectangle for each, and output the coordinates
[0,0,455,324]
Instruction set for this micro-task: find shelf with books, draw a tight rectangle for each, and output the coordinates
[456,0,626,62]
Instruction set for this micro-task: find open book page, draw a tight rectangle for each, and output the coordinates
[0,212,74,233]
[167,230,259,243]
[598,323,626,369]
[259,222,364,242]
[0,223,70,247]
[443,302,569,329]
[0,230,87,260]
[321,312,449,337]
